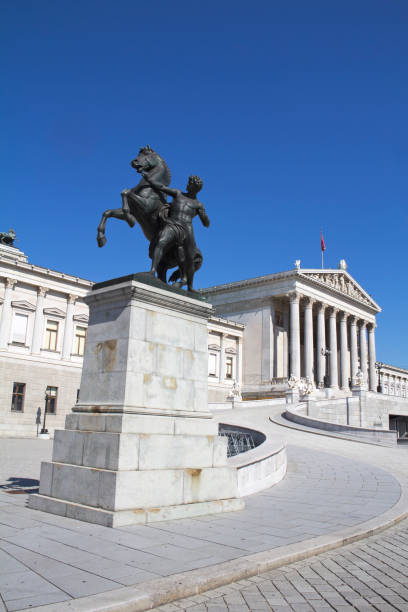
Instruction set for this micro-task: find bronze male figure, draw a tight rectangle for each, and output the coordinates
[142,173,210,291]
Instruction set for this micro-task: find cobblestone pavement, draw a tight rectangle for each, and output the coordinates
[154,518,408,612]
[0,406,406,611]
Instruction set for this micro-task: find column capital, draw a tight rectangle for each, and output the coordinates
[316,301,326,312]
[367,322,377,331]
[4,278,17,289]
[288,291,301,304]
[349,315,357,325]
[339,310,349,322]
[37,286,48,297]
[302,296,315,308]
[327,306,338,317]
[67,294,78,305]
[359,319,367,329]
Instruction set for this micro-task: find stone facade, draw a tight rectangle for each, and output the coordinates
[201,262,382,399]
[0,243,92,437]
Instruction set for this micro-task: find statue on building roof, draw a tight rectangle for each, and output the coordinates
[0,229,16,247]
[96,146,210,292]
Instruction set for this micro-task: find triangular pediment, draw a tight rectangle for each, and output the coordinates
[73,313,89,323]
[299,270,380,311]
[43,307,66,318]
[208,343,221,351]
[11,300,36,311]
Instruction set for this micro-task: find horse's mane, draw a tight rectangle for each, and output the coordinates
[140,145,171,186]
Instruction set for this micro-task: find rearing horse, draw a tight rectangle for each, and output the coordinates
[97,146,202,284]
[97,145,170,247]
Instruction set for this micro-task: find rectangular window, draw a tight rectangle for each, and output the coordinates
[45,386,58,414]
[226,356,233,379]
[74,326,87,355]
[12,313,28,344]
[208,353,217,377]
[11,382,25,412]
[45,320,58,351]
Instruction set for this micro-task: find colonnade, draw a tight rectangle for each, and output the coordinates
[289,292,377,391]
[378,370,408,397]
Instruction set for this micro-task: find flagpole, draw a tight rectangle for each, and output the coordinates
[321,249,323,269]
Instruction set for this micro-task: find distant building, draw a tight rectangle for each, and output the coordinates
[376,362,408,397]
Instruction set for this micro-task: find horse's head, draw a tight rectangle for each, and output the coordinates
[131,145,171,186]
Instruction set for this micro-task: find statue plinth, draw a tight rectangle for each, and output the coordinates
[29,276,244,527]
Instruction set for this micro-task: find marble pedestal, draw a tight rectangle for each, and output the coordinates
[29,275,244,527]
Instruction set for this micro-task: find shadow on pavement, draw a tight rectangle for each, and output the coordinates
[0,476,39,494]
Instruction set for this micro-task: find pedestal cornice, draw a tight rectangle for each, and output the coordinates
[88,275,213,320]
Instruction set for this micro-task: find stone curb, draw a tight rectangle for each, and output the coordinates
[269,411,396,447]
[28,485,408,612]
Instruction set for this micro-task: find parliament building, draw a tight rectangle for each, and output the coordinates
[0,236,407,437]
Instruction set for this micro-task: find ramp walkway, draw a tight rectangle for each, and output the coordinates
[0,404,407,612]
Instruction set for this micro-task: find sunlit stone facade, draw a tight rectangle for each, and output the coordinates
[202,263,382,399]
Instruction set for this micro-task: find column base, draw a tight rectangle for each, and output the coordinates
[29,494,244,528]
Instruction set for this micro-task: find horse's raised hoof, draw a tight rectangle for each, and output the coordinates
[97,234,107,248]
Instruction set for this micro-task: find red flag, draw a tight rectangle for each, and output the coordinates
[321,232,326,252]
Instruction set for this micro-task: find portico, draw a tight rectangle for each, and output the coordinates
[202,262,381,398]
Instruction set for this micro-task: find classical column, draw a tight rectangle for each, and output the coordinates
[367,323,377,392]
[328,307,338,389]
[339,311,349,390]
[359,321,368,384]
[62,294,77,360]
[303,297,314,383]
[31,286,47,354]
[349,316,358,383]
[316,302,326,388]
[0,278,17,349]
[219,333,226,380]
[289,292,301,378]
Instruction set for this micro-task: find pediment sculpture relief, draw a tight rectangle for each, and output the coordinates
[302,272,372,306]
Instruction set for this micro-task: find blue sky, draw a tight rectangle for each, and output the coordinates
[2,1,408,366]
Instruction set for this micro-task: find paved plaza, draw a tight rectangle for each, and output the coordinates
[155,517,408,612]
[0,406,408,611]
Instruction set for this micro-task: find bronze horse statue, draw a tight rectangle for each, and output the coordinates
[97,146,202,284]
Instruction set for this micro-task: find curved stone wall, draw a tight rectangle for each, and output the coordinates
[284,402,397,446]
[221,423,287,496]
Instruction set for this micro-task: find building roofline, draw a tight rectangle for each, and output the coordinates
[201,267,381,313]
[209,315,245,330]
[376,361,408,376]
[0,256,94,288]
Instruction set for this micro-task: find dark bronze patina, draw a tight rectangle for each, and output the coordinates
[97,146,209,291]
[0,229,16,247]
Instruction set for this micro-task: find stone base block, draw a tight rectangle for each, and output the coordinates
[30,278,244,527]
[35,459,237,510]
[29,494,244,527]
[52,428,227,471]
